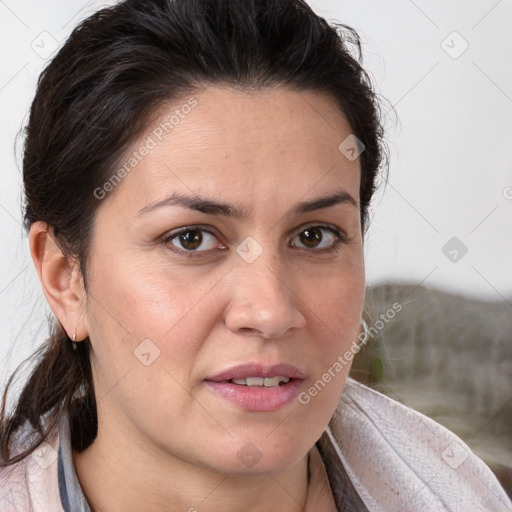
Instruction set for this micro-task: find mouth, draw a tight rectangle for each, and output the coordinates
[205,363,305,412]
[206,362,305,382]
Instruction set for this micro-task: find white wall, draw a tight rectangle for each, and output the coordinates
[308,0,512,302]
[1,0,511,383]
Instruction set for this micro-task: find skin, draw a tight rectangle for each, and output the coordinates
[30,86,365,511]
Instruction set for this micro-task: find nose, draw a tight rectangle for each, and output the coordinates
[224,256,307,339]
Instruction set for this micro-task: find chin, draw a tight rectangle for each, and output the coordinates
[222,437,309,475]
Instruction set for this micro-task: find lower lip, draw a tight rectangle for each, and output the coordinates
[205,379,303,412]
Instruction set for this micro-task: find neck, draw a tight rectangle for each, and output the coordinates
[72,416,336,512]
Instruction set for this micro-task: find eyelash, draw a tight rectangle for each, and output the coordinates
[161,224,348,258]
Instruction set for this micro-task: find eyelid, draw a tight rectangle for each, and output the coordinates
[291,222,348,241]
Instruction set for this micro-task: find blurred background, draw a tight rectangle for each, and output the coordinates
[0,0,511,497]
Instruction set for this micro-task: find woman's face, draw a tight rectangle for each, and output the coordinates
[81,86,365,474]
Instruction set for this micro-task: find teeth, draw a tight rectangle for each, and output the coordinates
[231,376,291,387]
[263,377,281,387]
[246,377,264,386]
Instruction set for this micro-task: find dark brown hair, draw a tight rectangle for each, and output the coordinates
[1,0,388,507]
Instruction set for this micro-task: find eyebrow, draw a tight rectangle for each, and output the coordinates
[136,189,358,218]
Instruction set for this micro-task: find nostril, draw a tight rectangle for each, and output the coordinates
[239,327,259,335]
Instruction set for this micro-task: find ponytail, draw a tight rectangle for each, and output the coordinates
[0,320,97,467]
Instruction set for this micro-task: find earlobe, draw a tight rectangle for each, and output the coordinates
[29,221,87,341]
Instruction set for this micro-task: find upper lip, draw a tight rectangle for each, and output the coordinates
[206,363,305,382]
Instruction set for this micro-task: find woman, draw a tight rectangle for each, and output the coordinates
[0,0,510,510]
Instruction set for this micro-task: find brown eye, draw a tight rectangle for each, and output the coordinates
[178,230,203,250]
[165,228,222,252]
[299,227,323,248]
[291,226,344,251]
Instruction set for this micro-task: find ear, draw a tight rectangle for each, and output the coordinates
[29,221,88,341]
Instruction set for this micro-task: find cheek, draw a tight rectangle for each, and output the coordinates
[302,257,365,338]
[299,259,365,393]
[83,260,225,430]
[83,254,230,411]
[86,252,222,343]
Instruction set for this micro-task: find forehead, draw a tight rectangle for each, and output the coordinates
[101,86,361,216]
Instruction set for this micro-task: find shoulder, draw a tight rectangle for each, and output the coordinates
[325,378,512,511]
[0,422,63,512]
